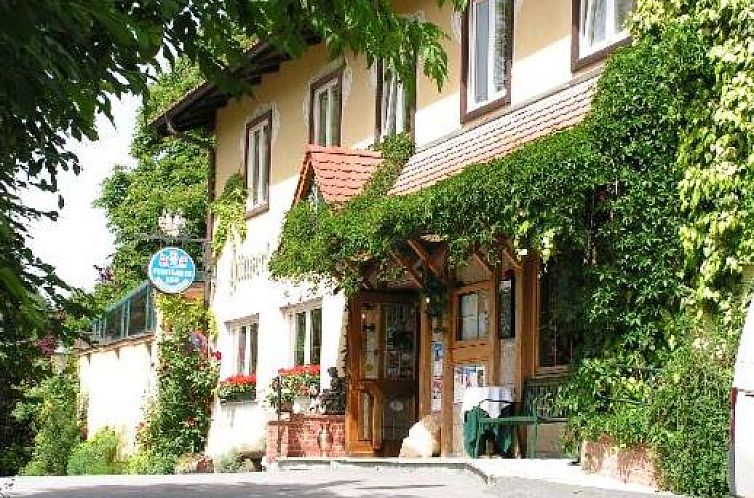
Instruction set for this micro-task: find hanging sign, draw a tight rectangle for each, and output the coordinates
[147,247,196,294]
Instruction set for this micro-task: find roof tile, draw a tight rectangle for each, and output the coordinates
[293,145,382,205]
[391,77,597,195]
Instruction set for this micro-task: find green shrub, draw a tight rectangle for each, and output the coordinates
[66,428,120,475]
[648,330,734,497]
[213,450,243,473]
[124,450,176,475]
[14,366,81,475]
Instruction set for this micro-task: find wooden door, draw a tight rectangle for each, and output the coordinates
[347,292,419,456]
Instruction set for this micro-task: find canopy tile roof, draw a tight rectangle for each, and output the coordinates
[294,145,382,205]
[391,75,598,195]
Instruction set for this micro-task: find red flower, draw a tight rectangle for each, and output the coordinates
[219,374,256,386]
[278,364,320,377]
[211,350,222,361]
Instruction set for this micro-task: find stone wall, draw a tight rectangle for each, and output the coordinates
[266,413,346,460]
[581,437,657,488]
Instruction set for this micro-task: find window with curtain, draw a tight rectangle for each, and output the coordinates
[467,0,511,109]
[244,113,271,210]
[235,321,258,375]
[379,63,410,138]
[311,75,342,146]
[293,307,323,365]
[579,0,634,57]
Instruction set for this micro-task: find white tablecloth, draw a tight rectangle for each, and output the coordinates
[460,386,513,423]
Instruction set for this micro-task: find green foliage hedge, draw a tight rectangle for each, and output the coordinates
[66,428,121,475]
[14,364,81,476]
[649,326,734,496]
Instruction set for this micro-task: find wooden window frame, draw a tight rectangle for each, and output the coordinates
[452,281,495,349]
[571,0,632,72]
[374,59,416,141]
[460,0,514,124]
[309,69,344,147]
[243,111,272,218]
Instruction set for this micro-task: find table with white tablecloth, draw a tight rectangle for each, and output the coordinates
[460,386,513,422]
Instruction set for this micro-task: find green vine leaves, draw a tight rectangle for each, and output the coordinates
[210,173,248,257]
[633,0,754,327]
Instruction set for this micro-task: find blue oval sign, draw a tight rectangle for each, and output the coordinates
[148,247,196,294]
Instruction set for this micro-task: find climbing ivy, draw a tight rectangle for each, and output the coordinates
[210,173,247,257]
[633,0,754,324]
[135,295,218,468]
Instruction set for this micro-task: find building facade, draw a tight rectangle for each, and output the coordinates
[155,0,634,458]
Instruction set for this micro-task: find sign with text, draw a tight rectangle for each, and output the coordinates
[148,247,196,294]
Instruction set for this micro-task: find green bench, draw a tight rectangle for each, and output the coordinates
[473,377,567,458]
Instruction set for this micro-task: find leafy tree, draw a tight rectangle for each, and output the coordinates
[13,361,82,476]
[0,0,466,351]
[93,107,210,302]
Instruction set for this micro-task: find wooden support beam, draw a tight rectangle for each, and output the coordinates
[502,246,522,271]
[472,250,495,277]
[408,239,448,285]
[390,250,423,288]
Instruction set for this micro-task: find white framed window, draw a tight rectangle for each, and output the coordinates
[467,0,511,109]
[579,0,634,58]
[379,64,409,138]
[234,320,259,376]
[244,112,271,211]
[311,74,342,147]
[292,307,322,366]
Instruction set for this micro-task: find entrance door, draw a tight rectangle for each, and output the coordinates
[348,292,419,456]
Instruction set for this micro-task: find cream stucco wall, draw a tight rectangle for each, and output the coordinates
[78,339,156,455]
[207,0,599,457]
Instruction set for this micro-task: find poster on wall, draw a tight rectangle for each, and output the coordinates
[431,341,444,412]
[453,364,486,403]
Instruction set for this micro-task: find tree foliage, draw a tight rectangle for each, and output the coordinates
[12,361,82,476]
[0,0,468,377]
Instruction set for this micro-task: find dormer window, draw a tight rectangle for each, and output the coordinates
[310,71,342,147]
[244,112,272,213]
[573,0,634,69]
[462,0,513,121]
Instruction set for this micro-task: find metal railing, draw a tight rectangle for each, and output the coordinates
[90,282,156,345]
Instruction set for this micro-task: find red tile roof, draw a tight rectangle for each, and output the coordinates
[391,76,598,195]
[293,145,382,205]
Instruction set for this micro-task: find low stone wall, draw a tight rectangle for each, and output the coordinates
[266,413,346,460]
[581,437,657,487]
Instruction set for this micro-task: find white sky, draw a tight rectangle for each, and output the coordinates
[22,94,140,291]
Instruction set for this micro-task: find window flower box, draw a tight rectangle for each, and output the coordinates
[217,374,257,403]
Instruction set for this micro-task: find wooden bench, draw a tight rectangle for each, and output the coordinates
[474,377,567,458]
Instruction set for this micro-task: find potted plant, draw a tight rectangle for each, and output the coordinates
[266,365,320,412]
[217,374,257,403]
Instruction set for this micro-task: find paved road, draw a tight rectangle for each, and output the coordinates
[2,468,665,497]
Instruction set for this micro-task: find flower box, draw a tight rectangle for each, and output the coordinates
[217,374,257,403]
[266,365,320,411]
